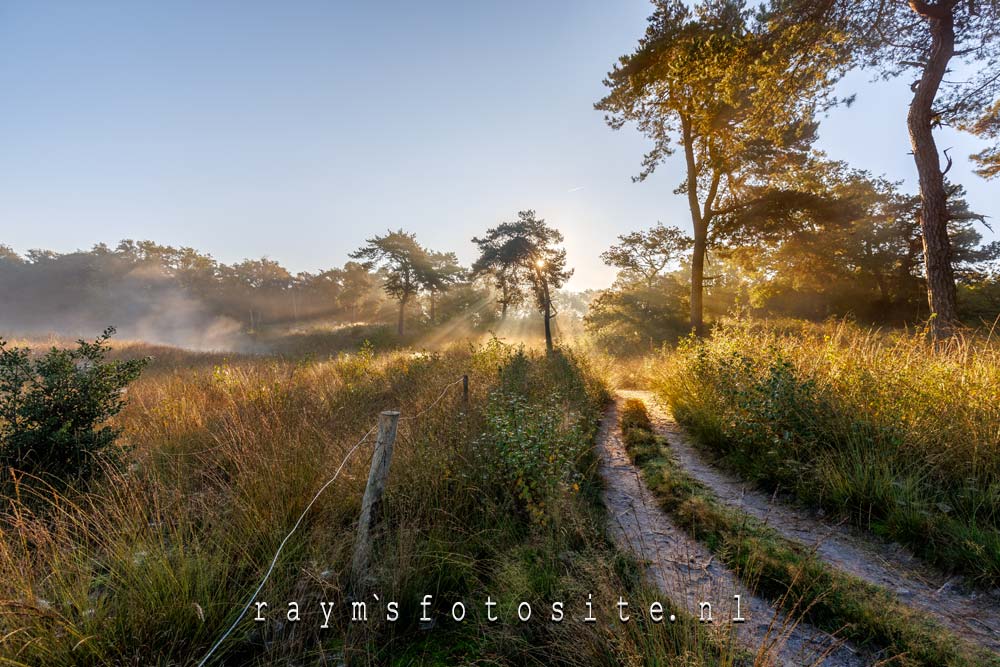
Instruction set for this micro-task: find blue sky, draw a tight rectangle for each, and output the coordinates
[1,1,995,289]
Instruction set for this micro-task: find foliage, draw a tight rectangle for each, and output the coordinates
[475,350,594,526]
[584,278,689,355]
[350,230,470,335]
[349,229,429,321]
[472,210,573,349]
[824,0,1000,170]
[0,327,147,485]
[653,319,1000,585]
[596,0,851,331]
[600,223,691,288]
[588,222,692,354]
[470,231,529,319]
[719,164,998,322]
[472,210,573,312]
[0,240,390,344]
[959,268,1000,324]
[420,250,466,324]
[787,0,1000,332]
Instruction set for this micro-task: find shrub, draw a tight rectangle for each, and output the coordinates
[474,348,605,526]
[0,327,147,484]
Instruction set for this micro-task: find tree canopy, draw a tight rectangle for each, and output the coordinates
[350,230,433,336]
[472,211,572,350]
[597,0,851,334]
[601,223,692,288]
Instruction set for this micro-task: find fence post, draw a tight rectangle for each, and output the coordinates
[350,410,400,594]
[462,374,469,406]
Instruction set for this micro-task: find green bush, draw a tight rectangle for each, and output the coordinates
[0,327,147,485]
[473,348,606,526]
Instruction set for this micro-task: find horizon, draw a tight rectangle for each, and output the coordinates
[1,1,996,291]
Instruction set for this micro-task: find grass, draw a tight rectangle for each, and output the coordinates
[618,398,998,667]
[651,319,1000,587]
[0,336,741,666]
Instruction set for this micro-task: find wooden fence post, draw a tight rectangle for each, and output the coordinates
[350,410,400,594]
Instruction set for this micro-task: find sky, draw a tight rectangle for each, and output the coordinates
[0,1,996,290]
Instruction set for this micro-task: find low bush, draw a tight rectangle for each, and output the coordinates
[0,327,147,486]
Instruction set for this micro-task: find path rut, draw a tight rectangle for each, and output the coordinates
[621,389,1000,655]
[597,397,868,666]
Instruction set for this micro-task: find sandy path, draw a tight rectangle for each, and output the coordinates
[597,397,868,666]
[621,389,1000,655]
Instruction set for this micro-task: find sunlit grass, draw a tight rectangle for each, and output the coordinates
[1,337,740,665]
[652,319,1000,585]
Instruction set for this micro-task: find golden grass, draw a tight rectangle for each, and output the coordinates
[1,338,741,666]
[653,318,1000,584]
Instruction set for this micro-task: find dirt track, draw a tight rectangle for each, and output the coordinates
[620,389,1000,656]
[597,397,869,666]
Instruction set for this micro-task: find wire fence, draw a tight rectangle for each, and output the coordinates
[195,375,467,667]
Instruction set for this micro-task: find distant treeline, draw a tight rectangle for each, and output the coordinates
[0,239,589,348]
[0,241,450,346]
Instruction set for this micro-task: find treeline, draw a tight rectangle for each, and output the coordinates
[585,164,1000,355]
[0,212,582,349]
[0,241,388,345]
[596,0,1000,339]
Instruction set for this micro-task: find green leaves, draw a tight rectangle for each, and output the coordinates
[477,390,585,527]
[0,327,148,486]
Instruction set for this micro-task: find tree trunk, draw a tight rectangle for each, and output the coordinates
[874,271,890,304]
[543,300,553,352]
[907,5,958,336]
[397,294,407,336]
[690,222,708,336]
[430,291,436,325]
[680,113,716,337]
[540,275,553,352]
[500,301,508,321]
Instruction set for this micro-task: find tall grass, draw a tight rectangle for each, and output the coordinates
[653,319,1000,586]
[1,338,733,665]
